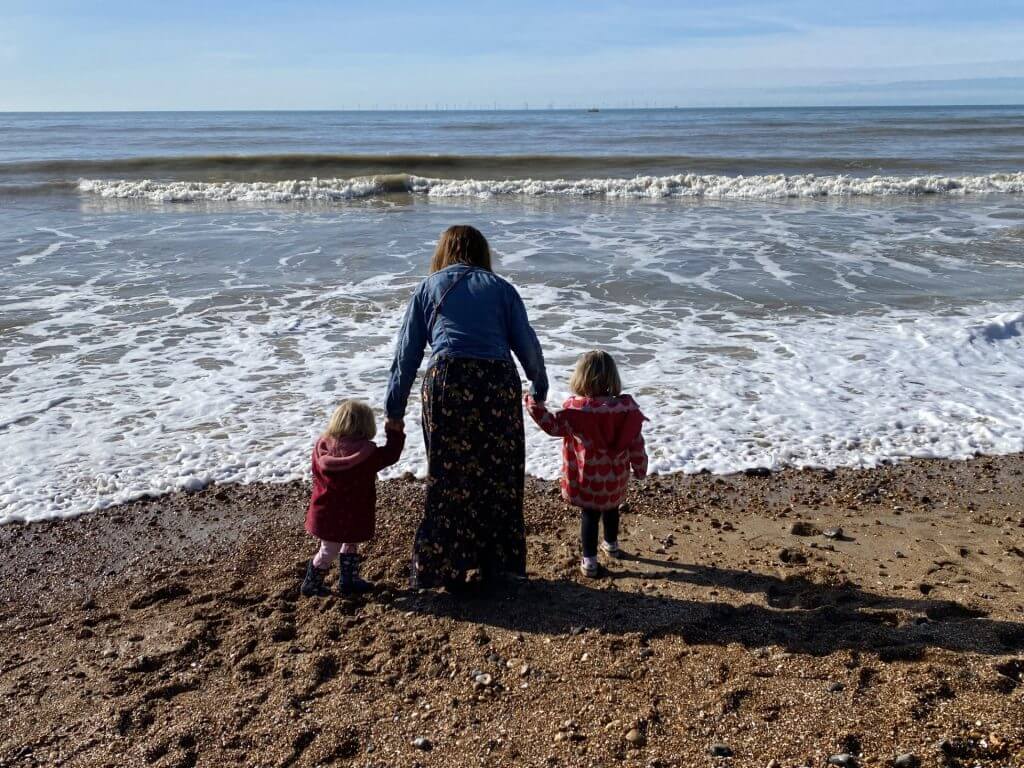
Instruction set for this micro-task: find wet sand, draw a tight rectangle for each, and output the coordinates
[2,455,1023,767]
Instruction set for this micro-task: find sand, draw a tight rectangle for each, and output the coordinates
[2,455,1023,767]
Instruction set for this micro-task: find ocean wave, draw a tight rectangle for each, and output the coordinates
[78,171,1024,202]
[0,152,982,181]
[78,176,393,202]
[0,180,79,197]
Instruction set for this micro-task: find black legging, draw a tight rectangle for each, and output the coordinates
[580,508,620,558]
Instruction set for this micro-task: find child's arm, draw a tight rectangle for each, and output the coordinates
[628,433,648,478]
[371,425,406,471]
[525,394,570,437]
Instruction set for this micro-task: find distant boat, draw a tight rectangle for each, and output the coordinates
[586,107,600,113]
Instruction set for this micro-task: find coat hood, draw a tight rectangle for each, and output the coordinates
[560,394,646,452]
[314,436,376,473]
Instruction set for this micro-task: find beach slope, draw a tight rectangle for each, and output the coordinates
[2,456,1023,767]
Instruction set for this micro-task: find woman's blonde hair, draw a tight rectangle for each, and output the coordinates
[430,225,493,273]
[324,399,377,440]
[569,350,622,398]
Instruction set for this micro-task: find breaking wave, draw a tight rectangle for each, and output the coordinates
[77,171,1024,203]
[0,152,969,180]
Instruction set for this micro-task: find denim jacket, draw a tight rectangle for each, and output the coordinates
[385,265,548,420]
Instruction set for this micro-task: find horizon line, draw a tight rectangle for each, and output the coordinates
[2,103,1024,114]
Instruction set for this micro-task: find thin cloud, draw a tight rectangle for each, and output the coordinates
[2,3,1024,109]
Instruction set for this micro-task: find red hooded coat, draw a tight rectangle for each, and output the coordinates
[527,394,648,511]
[304,427,404,543]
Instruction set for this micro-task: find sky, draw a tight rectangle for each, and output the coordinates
[1,0,1023,110]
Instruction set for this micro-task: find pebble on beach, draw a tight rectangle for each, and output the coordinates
[625,728,646,747]
[827,754,858,768]
[893,753,920,768]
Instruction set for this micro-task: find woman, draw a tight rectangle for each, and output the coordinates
[385,225,548,590]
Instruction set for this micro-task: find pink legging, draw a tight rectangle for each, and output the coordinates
[312,540,358,569]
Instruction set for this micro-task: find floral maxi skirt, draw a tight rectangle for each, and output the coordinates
[412,356,527,587]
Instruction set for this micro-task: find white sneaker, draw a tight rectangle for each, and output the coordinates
[600,540,623,558]
[580,557,600,578]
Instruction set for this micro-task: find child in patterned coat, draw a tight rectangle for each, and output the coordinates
[526,350,648,577]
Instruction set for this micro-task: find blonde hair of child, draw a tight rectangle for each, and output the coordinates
[569,350,622,398]
[324,400,377,440]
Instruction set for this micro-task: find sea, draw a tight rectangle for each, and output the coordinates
[2,107,1023,523]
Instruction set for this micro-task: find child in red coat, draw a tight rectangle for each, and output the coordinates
[302,400,404,596]
[526,350,648,577]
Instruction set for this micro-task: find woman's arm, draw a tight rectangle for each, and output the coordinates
[525,394,570,437]
[507,289,549,402]
[385,287,429,422]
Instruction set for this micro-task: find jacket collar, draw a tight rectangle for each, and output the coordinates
[314,436,375,471]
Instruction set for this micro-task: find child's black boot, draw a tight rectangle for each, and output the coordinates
[301,561,331,597]
[338,553,372,594]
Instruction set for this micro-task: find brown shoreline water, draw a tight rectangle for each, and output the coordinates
[2,455,1023,766]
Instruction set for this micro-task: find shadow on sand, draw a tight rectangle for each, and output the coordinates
[401,557,1024,658]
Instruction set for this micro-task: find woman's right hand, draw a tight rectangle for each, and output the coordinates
[385,418,405,434]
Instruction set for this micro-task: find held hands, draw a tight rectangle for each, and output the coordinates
[385,418,405,434]
[523,392,544,408]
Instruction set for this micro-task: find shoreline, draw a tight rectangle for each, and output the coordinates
[2,453,1024,766]
[6,444,1024,530]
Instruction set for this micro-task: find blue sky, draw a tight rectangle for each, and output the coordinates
[1,0,1023,109]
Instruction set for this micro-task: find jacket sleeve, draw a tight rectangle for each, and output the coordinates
[525,395,570,437]
[385,286,429,421]
[371,427,405,472]
[507,288,549,402]
[629,433,648,478]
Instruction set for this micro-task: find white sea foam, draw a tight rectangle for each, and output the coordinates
[15,240,63,266]
[3,199,1024,524]
[964,311,1024,343]
[77,177,388,203]
[78,171,1024,203]
[2,283,1022,524]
